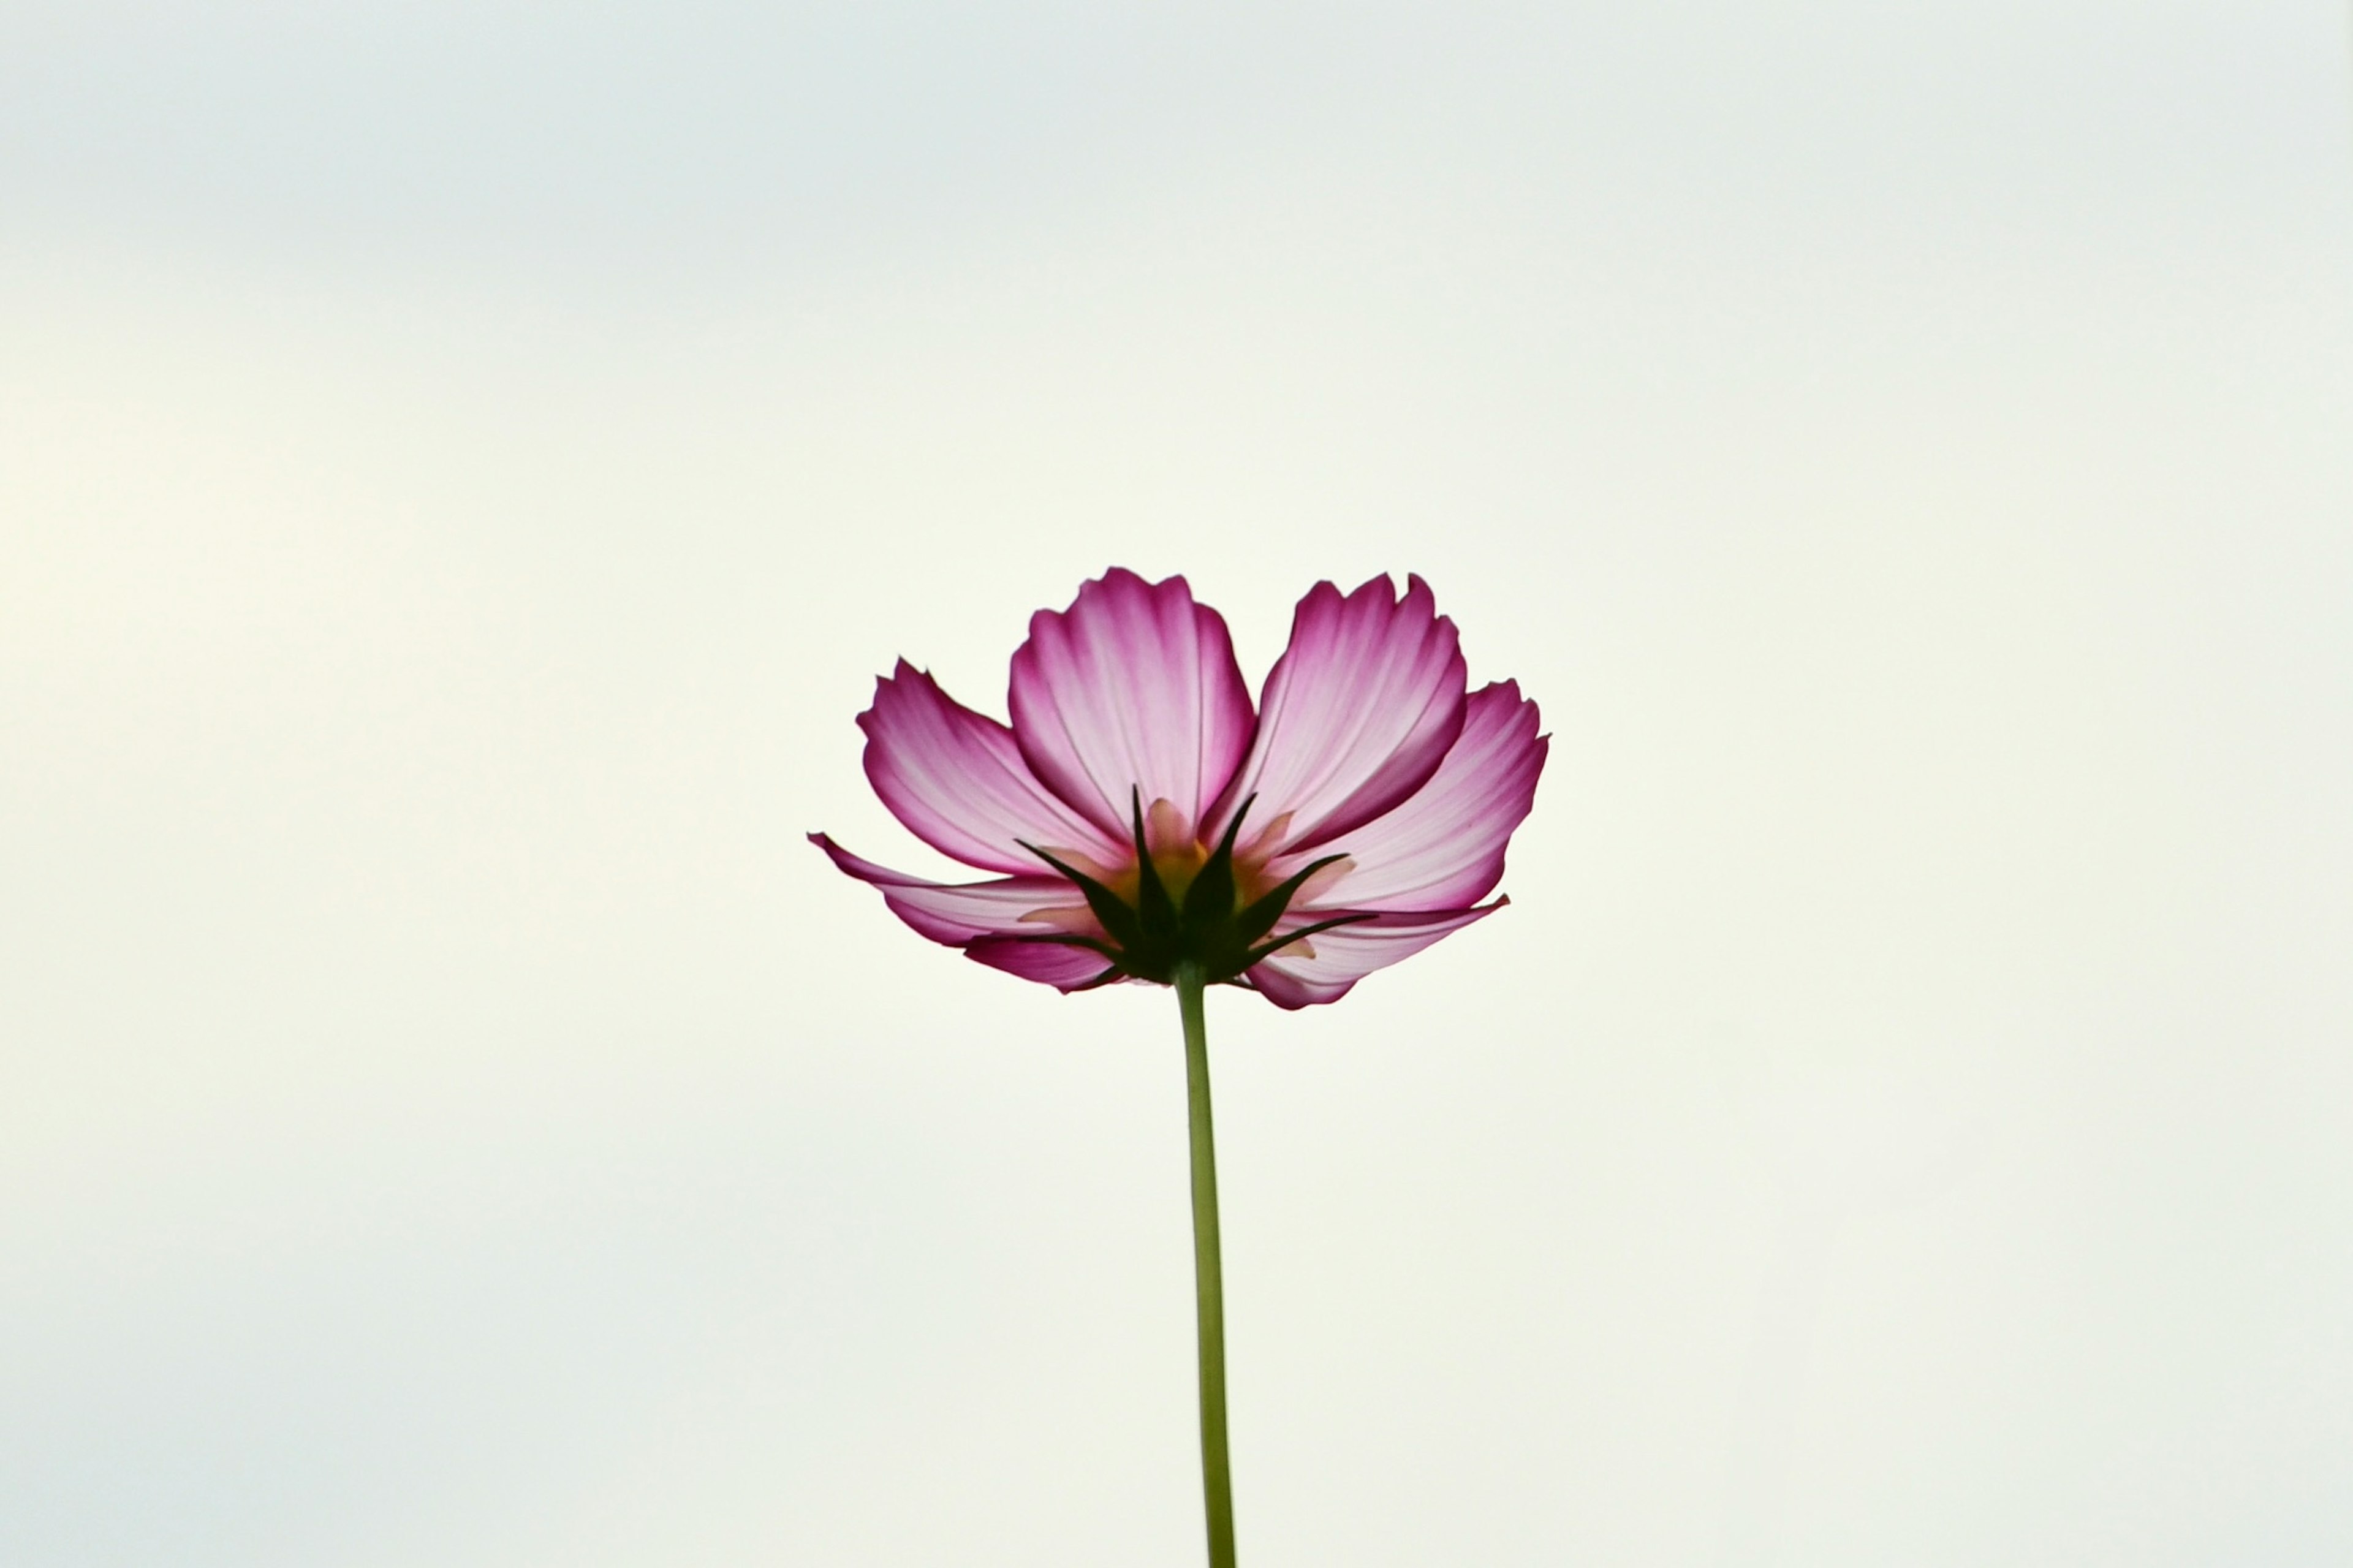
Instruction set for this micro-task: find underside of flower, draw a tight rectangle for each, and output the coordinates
[1018,789,1371,990]
[813,569,1545,1007]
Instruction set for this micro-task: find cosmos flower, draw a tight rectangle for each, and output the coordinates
[812,569,1545,1008]
[814,569,1546,1564]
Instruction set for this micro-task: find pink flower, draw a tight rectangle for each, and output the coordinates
[811,569,1546,1008]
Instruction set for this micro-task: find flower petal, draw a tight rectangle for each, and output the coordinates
[860,661,1121,876]
[1213,574,1466,854]
[811,833,1087,945]
[1276,681,1547,912]
[1246,901,1503,1009]
[1009,569,1256,840]
[965,936,1120,991]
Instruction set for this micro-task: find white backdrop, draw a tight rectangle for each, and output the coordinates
[6,3,2351,1563]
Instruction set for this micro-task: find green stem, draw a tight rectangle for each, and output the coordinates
[1175,963,1237,1567]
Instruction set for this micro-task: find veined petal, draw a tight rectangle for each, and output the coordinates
[811,833,1089,945]
[860,661,1121,876]
[1275,681,1547,912]
[1246,901,1502,1009]
[1213,574,1466,854]
[1009,569,1256,840]
[966,936,1120,991]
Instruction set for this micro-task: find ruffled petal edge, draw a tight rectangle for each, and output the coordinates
[859,661,1121,876]
[1007,568,1257,841]
[1211,573,1467,854]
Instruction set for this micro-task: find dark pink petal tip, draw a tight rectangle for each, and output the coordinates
[1009,568,1256,840]
[1212,572,1469,854]
[857,662,1116,876]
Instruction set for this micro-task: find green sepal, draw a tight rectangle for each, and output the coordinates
[1240,911,1379,970]
[1232,853,1348,950]
[1017,792,1365,988]
[1181,794,1253,928]
[1017,841,1143,952]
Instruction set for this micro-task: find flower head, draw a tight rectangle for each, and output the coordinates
[812,569,1545,1007]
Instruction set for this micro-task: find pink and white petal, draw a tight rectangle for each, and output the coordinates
[1246,901,1504,1010]
[1274,681,1547,912]
[1213,575,1467,854]
[860,661,1121,876]
[1009,569,1256,840]
[811,833,1087,946]
[1246,963,1354,1010]
[965,936,1121,991]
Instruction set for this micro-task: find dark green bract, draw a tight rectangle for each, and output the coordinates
[1018,792,1371,990]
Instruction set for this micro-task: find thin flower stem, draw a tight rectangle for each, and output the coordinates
[1175,962,1237,1568]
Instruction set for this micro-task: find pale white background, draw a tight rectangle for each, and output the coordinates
[6,3,2351,1563]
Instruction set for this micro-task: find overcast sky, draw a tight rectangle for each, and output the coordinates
[6,4,2351,1564]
